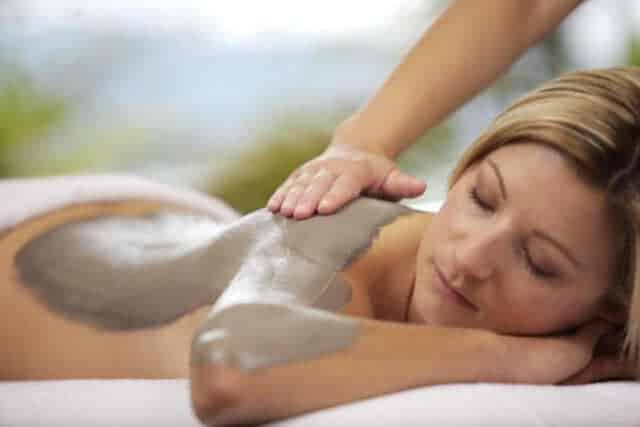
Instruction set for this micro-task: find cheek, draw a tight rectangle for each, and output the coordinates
[497,285,597,335]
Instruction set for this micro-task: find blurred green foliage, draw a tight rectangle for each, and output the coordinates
[12,127,151,177]
[0,63,151,179]
[629,33,640,67]
[208,112,452,214]
[0,74,66,177]
[207,116,332,214]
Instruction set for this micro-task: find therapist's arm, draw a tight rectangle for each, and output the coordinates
[268,0,584,219]
[337,0,582,158]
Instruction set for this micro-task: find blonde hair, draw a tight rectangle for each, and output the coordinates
[449,67,640,376]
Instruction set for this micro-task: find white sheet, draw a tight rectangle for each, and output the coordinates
[1,380,638,426]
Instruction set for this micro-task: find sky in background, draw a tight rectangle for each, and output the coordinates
[8,1,640,65]
[3,0,640,197]
[8,0,429,44]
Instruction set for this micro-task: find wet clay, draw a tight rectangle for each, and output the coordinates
[191,198,413,371]
[15,194,413,369]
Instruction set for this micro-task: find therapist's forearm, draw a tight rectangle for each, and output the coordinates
[338,0,583,159]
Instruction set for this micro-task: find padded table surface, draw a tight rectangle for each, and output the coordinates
[1,379,638,427]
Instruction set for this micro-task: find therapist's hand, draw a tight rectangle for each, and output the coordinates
[267,143,426,220]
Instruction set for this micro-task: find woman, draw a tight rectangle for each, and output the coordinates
[191,67,640,425]
[0,68,638,424]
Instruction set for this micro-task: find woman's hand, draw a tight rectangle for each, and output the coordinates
[503,319,622,385]
[266,143,426,220]
[561,326,637,384]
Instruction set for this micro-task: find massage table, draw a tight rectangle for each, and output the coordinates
[1,175,638,427]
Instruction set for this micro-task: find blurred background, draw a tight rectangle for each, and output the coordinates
[1,0,639,213]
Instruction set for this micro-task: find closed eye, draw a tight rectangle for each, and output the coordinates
[470,185,555,280]
[469,187,493,212]
[523,247,555,279]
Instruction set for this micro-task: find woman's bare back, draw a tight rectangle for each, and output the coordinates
[0,197,380,380]
[0,199,214,380]
[0,175,423,380]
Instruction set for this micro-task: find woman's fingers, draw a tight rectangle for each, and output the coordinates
[503,320,628,385]
[561,324,635,384]
[574,319,613,350]
[551,320,618,384]
[562,355,636,384]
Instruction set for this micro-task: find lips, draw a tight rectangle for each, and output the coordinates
[433,263,477,310]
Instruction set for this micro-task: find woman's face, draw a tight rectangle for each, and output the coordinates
[409,143,618,335]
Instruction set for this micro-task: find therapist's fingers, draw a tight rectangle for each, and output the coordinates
[279,184,308,217]
[292,169,338,219]
[268,143,426,218]
[273,171,313,216]
[267,182,290,212]
[317,173,363,215]
[268,167,319,214]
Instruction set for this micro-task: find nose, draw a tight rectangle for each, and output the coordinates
[452,226,507,282]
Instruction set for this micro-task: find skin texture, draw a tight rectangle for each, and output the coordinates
[408,143,618,334]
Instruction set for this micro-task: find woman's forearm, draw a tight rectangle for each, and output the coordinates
[191,316,505,426]
[339,0,583,159]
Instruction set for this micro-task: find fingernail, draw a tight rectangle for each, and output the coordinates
[293,206,308,218]
[280,202,292,213]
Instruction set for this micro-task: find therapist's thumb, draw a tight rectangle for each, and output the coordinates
[376,169,426,199]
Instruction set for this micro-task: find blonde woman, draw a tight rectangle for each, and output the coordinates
[192,67,640,425]
[1,68,638,425]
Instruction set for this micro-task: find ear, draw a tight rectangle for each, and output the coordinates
[597,299,628,326]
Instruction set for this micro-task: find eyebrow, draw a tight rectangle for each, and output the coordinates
[486,158,507,200]
[485,157,581,268]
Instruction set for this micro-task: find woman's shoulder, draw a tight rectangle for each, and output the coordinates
[341,209,434,320]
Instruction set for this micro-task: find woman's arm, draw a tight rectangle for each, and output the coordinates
[268,0,584,219]
[189,198,607,426]
[190,309,608,427]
